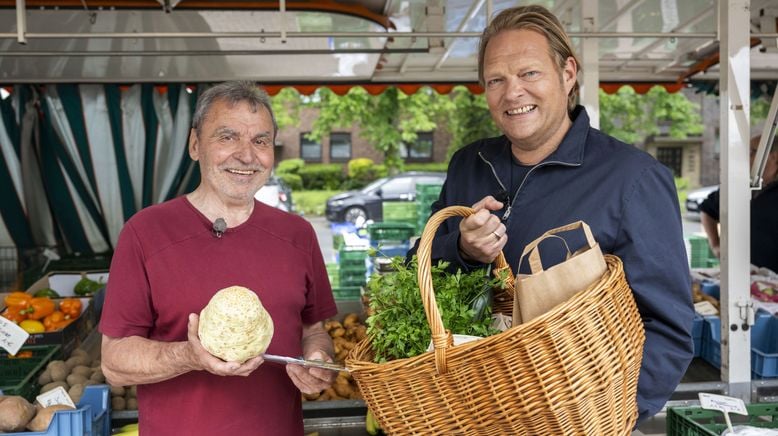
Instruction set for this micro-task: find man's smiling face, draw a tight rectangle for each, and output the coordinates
[483,28,576,159]
[189,98,275,203]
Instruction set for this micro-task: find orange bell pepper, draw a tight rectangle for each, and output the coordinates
[48,318,74,332]
[2,307,26,323]
[4,292,32,310]
[43,311,66,330]
[21,297,55,320]
[59,298,82,319]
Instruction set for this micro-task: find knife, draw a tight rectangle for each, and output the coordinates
[262,353,348,373]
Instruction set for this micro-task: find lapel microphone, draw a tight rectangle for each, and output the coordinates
[495,189,510,204]
[212,218,227,238]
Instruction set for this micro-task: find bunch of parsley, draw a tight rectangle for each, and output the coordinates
[365,256,503,363]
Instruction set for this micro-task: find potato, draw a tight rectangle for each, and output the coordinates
[333,382,352,398]
[65,355,90,369]
[0,396,36,432]
[354,325,367,341]
[128,385,137,398]
[27,404,75,432]
[90,369,105,383]
[48,361,69,383]
[41,381,70,393]
[70,348,89,359]
[303,391,320,401]
[110,385,126,397]
[126,397,138,410]
[112,396,126,411]
[38,369,52,385]
[66,373,88,387]
[71,365,93,377]
[68,384,85,404]
[342,313,360,329]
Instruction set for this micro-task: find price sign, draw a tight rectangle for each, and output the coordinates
[699,393,748,415]
[37,386,76,408]
[0,316,30,355]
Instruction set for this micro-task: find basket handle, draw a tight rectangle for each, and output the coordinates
[518,221,596,274]
[417,205,515,375]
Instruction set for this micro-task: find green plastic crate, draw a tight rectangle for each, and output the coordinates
[340,266,367,287]
[0,345,62,401]
[688,236,718,269]
[382,201,418,221]
[415,183,443,197]
[326,263,339,287]
[667,403,778,436]
[368,222,416,243]
[332,286,361,301]
[339,248,368,262]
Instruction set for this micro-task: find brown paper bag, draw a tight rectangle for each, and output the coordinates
[512,221,607,326]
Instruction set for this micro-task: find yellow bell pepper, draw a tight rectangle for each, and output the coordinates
[19,319,45,334]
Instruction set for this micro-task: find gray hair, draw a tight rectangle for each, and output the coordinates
[191,81,278,139]
[478,5,580,113]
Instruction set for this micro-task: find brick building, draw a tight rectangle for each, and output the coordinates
[274,107,452,165]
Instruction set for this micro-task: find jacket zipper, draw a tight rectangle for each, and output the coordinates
[478,151,580,222]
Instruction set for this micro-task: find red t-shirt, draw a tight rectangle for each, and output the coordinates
[99,197,337,436]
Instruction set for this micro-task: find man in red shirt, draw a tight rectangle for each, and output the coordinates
[100,81,338,435]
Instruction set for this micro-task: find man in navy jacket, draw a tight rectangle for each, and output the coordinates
[408,5,694,423]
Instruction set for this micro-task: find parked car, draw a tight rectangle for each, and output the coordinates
[325,171,446,223]
[685,185,717,220]
[255,176,293,212]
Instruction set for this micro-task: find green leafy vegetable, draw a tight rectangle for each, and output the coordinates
[365,256,504,362]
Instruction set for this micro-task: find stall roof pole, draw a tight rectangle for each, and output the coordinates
[15,0,26,44]
[580,0,599,128]
[719,0,753,401]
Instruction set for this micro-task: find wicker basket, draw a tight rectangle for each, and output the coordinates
[347,206,646,435]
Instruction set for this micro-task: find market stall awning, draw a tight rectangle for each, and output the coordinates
[0,0,777,85]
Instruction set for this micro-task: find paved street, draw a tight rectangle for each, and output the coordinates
[306,215,336,263]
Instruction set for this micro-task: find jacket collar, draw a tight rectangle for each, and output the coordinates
[478,105,590,167]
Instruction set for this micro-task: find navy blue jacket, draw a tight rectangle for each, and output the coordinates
[409,106,694,422]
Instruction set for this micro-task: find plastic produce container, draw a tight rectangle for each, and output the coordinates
[701,311,778,377]
[4,385,110,436]
[0,345,62,401]
[667,402,778,436]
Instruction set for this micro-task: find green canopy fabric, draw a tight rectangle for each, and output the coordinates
[0,84,200,255]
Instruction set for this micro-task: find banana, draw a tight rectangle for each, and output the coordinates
[119,423,139,432]
[365,409,377,435]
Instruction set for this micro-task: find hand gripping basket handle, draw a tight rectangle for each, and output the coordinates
[518,221,596,274]
[417,205,515,374]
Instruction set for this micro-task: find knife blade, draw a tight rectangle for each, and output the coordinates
[262,353,348,373]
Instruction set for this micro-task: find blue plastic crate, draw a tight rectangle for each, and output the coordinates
[700,281,720,301]
[5,385,110,436]
[692,314,704,357]
[752,313,778,378]
[701,311,777,377]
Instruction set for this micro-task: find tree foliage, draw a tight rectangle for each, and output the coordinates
[445,86,500,159]
[272,84,707,169]
[304,87,444,173]
[269,87,301,131]
[599,85,703,144]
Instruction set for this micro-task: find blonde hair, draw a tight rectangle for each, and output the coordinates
[478,5,580,113]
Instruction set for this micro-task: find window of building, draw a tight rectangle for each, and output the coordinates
[400,132,434,161]
[330,132,352,161]
[300,133,322,162]
[656,146,683,177]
